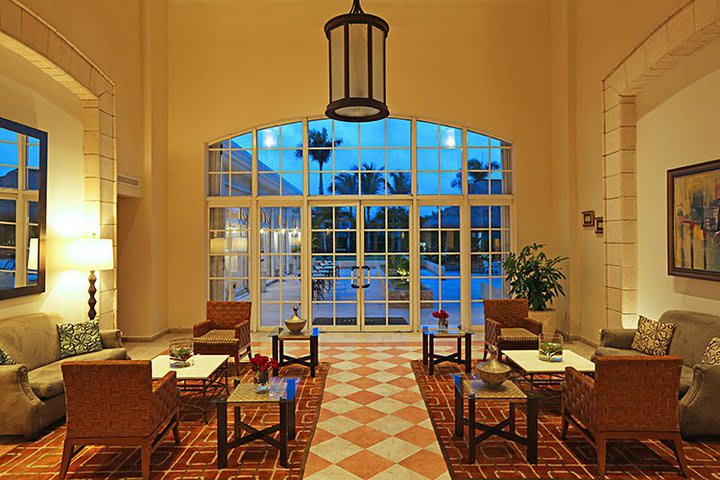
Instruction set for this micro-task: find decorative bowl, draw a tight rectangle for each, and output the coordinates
[475,356,511,387]
[284,306,306,333]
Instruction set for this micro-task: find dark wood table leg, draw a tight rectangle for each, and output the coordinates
[288,397,296,440]
[428,334,435,375]
[457,337,462,362]
[202,379,208,424]
[310,335,318,377]
[272,335,279,376]
[422,332,428,365]
[454,378,463,438]
[279,340,285,373]
[234,406,241,439]
[509,402,516,434]
[216,399,228,469]
[468,394,476,463]
[279,399,289,468]
[465,332,472,373]
[526,395,539,464]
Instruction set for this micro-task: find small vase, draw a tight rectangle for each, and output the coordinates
[169,338,194,368]
[475,347,511,387]
[437,317,449,331]
[254,369,270,393]
[539,333,564,362]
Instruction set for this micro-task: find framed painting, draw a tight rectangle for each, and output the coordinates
[667,159,720,281]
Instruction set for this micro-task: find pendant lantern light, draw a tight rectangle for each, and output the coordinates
[324,0,389,122]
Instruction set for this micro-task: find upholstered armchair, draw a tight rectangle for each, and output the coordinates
[561,356,687,477]
[60,361,180,480]
[483,299,542,360]
[193,301,252,374]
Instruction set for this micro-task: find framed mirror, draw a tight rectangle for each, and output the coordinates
[0,117,47,299]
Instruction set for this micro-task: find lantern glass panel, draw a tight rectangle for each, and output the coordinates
[330,26,345,102]
[372,26,385,102]
[349,23,369,98]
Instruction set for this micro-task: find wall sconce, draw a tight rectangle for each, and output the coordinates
[595,217,604,234]
[582,210,595,227]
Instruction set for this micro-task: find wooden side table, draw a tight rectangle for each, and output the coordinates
[453,375,538,464]
[216,377,298,469]
[271,327,320,377]
[422,326,472,375]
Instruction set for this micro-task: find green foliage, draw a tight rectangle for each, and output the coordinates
[502,243,567,311]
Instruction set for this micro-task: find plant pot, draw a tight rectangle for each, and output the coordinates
[528,309,557,335]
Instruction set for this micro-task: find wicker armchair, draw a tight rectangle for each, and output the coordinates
[193,301,252,374]
[483,299,542,360]
[561,356,687,477]
[60,361,180,480]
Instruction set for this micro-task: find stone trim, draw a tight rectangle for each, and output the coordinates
[0,0,117,328]
[602,0,720,328]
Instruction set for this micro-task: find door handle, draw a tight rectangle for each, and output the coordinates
[361,265,371,288]
[350,265,360,289]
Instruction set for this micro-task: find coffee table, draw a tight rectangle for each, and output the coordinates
[270,327,320,377]
[503,349,595,394]
[422,326,472,375]
[151,354,229,423]
[216,377,298,469]
[453,375,538,464]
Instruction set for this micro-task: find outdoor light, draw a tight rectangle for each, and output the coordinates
[324,0,389,122]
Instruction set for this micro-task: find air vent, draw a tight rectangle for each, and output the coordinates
[118,174,140,187]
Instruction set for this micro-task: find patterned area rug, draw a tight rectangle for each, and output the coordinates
[411,360,720,480]
[0,362,329,480]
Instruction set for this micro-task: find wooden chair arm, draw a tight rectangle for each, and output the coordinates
[234,320,251,348]
[563,366,596,428]
[521,317,544,335]
[151,372,178,428]
[485,317,501,345]
[193,320,214,338]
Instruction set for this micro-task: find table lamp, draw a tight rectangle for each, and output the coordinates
[71,235,114,320]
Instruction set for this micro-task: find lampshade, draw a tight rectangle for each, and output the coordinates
[27,238,38,271]
[325,0,389,122]
[70,237,114,271]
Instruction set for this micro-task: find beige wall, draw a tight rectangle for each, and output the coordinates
[166,0,557,329]
[568,0,688,342]
[0,44,88,322]
[635,40,720,320]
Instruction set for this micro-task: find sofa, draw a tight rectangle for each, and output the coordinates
[0,313,129,438]
[594,310,720,438]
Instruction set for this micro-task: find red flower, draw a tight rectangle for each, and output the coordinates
[250,353,278,372]
[432,309,449,320]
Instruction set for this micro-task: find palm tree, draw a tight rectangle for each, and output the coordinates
[333,171,359,195]
[360,162,385,196]
[388,171,411,194]
[297,127,343,195]
[452,158,500,192]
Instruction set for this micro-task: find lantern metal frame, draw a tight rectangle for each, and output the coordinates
[324,0,390,122]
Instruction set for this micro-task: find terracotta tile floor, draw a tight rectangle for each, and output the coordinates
[303,342,453,480]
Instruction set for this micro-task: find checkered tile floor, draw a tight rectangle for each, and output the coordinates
[302,343,451,480]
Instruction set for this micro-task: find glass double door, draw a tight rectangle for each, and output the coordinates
[310,202,412,331]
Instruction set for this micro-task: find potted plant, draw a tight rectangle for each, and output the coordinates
[502,243,567,334]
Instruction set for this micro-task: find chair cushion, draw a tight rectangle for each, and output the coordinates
[194,329,238,345]
[701,337,720,366]
[631,315,675,356]
[0,346,15,365]
[57,320,103,359]
[591,346,648,361]
[27,347,128,399]
[679,365,694,397]
[498,328,538,342]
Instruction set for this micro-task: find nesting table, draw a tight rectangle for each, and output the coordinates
[453,375,538,464]
[422,326,473,375]
[216,377,298,469]
[271,327,320,377]
[151,354,229,424]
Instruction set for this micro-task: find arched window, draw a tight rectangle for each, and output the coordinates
[207,117,513,332]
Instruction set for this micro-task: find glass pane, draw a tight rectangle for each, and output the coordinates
[208,150,230,173]
[258,174,280,196]
[417,172,438,195]
[440,148,462,170]
[416,121,438,147]
[364,207,385,229]
[440,207,459,228]
[335,231,356,253]
[440,126,462,148]
[229,150,252,172]
[468,131,489,146]
[281,122,303,148]
[334,121,359,147]
[471,207,490,228]
[0,225,16,247]
[387,171,411,195]
[387,149,411,170]
[0,200,15,223]
[419,207,438,228]
[282,173,303,195]
[230,174,251,196]
[388,231,409,253]
[26,168,39,190]
[360,120,385,147]
[0,142,18,165]
[419,231,439,252]
[335,149,359,171]
[387,118,410,147]
[361,170,384,195]
[258,149,280,172]
[417,149,438,171]
[387,206,409,228]
[231,132,253,149]
[259,126,280,149]
[335,207,356,228]
[440,172,461,195]
[364,231,385,253]
[27,144,39,168]
[282,149,303,171]
[309,172,332,196]
[311,207,333,229]
[441,230,460,252]
[0,166,18,189]
[333,172,359,195]
[312,232,333,253]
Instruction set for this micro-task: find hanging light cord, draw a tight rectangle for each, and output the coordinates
[349,0,364,14]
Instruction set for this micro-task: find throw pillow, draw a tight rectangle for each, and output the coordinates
[701,337,720,365]
[0,346,15,365]
[631,315,675,355]
[57,320,103,359]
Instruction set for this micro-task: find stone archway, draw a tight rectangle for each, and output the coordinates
[602,0,720,328]
[0,0,117,327]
